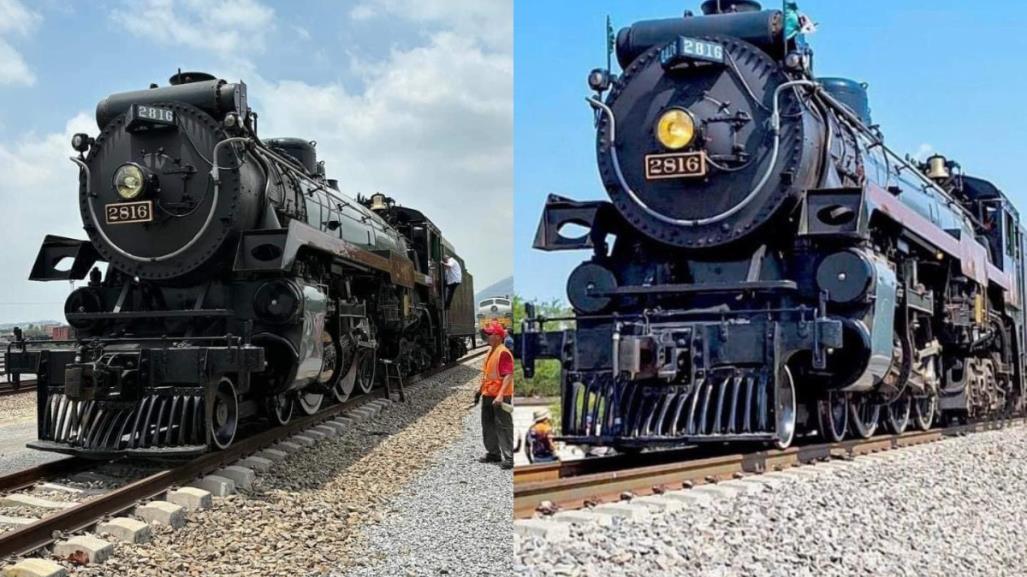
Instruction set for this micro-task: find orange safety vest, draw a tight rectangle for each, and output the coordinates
[480,344,514,397]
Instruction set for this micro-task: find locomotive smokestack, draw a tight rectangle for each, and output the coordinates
[169,70,216,86]
[700,0,762,15]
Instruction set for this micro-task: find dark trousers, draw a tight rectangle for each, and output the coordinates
[481,395,513,463]
[445,282,460,308]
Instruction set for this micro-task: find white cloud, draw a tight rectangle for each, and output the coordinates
[913,143,935,162]
[0,38,34,85]
[348,0,511,51]
[110,0,275,55]
[0,113,95,322]
[0,0,40,86]
[0,0,39,36]
[251,24,513,288]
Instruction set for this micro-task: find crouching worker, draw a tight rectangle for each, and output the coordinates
[477,321,514,469]
[527,408,558,463]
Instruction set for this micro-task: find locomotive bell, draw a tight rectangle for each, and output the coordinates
[370,193,388,211]
[925,154,950,180]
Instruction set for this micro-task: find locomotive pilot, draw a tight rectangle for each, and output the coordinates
[477,321,514,469]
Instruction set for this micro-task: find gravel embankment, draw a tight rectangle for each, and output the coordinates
[516,424,1027,577]
[337,394,513,577]
[0,390,36,426]
[70,359,487,577]
[0,393,67,472]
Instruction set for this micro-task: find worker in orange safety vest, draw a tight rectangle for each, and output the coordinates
[476,320,514,469]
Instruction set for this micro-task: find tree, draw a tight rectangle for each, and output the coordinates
[513,295,573,398]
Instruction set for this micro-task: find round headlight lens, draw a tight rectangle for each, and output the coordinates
[113,163,146,200]
[655,108,696,150]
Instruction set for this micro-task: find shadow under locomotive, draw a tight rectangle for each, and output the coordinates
[5,71,477,458]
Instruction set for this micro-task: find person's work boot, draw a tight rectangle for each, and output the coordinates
[500,460,513,470]
[479,454,501,463]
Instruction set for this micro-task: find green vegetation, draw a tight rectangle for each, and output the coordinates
[513,295,573,398]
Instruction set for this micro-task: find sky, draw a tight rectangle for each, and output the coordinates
[0,0,512,324]
[514,0,1027,304]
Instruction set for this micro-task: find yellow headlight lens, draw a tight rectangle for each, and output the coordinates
[655,109,696,150]
[114,164,145,200]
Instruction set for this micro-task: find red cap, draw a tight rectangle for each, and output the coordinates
[483,321,507,339]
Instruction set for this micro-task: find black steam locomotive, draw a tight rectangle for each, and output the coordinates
[521,1,1026,450]
[5,71,476,457]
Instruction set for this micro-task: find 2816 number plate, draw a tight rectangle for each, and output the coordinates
[644,152,707,180]
[105,200,153,224]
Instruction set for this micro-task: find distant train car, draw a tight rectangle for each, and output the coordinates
[478,296,513,333]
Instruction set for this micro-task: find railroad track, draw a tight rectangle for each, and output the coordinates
[0,347,487,560]
[0,380,36,397]
[513,415,1027,518]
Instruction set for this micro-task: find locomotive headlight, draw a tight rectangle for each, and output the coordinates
[655,108,696,150]
[113,163,146,200]
[71,133,91,152]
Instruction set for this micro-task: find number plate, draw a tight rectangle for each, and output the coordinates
[660,36,725,67]
[105,200,154,224]
[645,152,707,180]
[134,105,175,125]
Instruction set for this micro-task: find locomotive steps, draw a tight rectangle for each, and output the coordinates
[0,348,486,576]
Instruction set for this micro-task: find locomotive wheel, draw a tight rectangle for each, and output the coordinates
[356,349,377,395]
[816,390,849,442]
[849,395,880,439]
[332,361,359,404]
[267,393,293,426]
[209,377,239,450]
[297,391,324,416]
[912,393,938,431]
[773,367,797,450]
[884,393,911,434]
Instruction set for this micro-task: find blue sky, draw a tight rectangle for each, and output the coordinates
[514,0,1027,303]
[0,0,511,324]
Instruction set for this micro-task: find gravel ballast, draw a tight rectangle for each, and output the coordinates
[516,424,1027,577]
[0,390,36,426]
[0,394,68,474]
[336,392,513,577]
[59,358,490,577]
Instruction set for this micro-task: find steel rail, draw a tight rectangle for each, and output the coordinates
[0,380,36,397]
[514,416,1026,518]
[0,347,487,560]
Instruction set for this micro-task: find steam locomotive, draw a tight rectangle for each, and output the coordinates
[520,1,1026,450]
[5,71,476,457]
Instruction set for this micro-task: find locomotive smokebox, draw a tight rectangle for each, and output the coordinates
[700,0,762,15]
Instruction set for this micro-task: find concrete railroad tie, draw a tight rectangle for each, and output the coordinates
[2,558,68,577]
[215,466,256,490]
[98,517,151,544]
[0,495,78,510]
[169,487,214,510]
[135,501,186,529]
[53,534,114,565]
[189,475,236,497]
